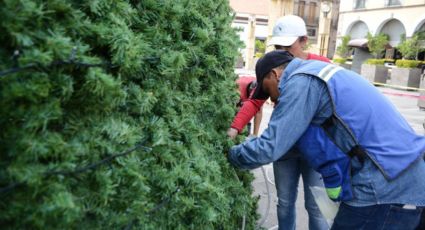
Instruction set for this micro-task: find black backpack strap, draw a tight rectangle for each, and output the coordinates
[321,115,366,163]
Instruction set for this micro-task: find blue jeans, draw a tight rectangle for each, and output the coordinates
[273,157,329,230]
[331,203,423,230]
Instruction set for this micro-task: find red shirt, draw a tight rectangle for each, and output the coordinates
[307,53,331,63]
[230,53,331,132]
[237,76,256,102]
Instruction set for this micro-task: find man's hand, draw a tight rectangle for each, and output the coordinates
[227,128,239,139]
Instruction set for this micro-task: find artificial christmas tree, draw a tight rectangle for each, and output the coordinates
[0,0,259,229]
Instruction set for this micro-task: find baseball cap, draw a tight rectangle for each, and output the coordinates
[251,50,294,100]
[268,15,307,47]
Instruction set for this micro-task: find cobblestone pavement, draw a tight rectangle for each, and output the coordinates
[252,86,425,230]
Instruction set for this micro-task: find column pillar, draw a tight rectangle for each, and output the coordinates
[245,15,256,70]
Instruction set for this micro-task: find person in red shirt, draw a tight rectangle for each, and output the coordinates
[228,15,331,230]
[235,75,263,136]
[227,49,329,137]
[228,49,329,137]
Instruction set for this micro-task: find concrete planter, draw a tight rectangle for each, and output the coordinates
[391,67,422,89]
[360,64,388,84]
[417,73,425,109]
[335,63,351,70]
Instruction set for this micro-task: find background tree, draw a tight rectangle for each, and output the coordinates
[0,0,258,229]
[367,32,389,58]
[397,33,425,60]
[255,39,266,58]
[336,35,352,58]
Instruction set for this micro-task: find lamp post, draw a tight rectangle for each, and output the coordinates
[245,15,256,70]
[318,1,332,57]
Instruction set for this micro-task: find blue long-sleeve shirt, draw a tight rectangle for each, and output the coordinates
[228,59,425,207]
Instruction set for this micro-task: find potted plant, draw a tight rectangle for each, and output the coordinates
[392,34,424,90]
[360,33,389,84]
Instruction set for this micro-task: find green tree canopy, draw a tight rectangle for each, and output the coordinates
[255,39,266,58]
[336,35,352,58]
[367,32,389,58]
[397,32,425,60]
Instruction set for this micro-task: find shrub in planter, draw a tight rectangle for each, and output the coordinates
[365,59,385,65]
[392,60,422,89]
[361,59,388,84]
[333,58,347,64]
[395,60,422,68]
[384,59,395,64]
[333,58,351,70]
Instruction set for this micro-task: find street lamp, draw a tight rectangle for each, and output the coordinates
[321,1,331,18]
[318,1,332,57]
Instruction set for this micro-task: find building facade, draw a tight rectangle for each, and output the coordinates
[230,0,337,69]
[337,0,425,58]
[229,0,270,69]
[294,0,321,42]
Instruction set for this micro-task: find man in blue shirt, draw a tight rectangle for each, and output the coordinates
[228,50,425,229]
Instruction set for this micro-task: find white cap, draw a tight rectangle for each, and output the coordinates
[268,15,307,47]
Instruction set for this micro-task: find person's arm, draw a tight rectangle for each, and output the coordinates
[252,106,263,136]
[228,75,326,169]
[227,99,266,138]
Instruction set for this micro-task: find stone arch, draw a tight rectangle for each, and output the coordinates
[345,20,369,39]
[376,18,406,47]
[409,14,425,36]
[412,18,425,60]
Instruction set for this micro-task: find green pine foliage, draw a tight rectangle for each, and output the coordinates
[0,0,259,229]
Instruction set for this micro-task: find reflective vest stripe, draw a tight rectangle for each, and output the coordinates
[318,65,343,82]
[323,66,343,82]
[317,64,335,79]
